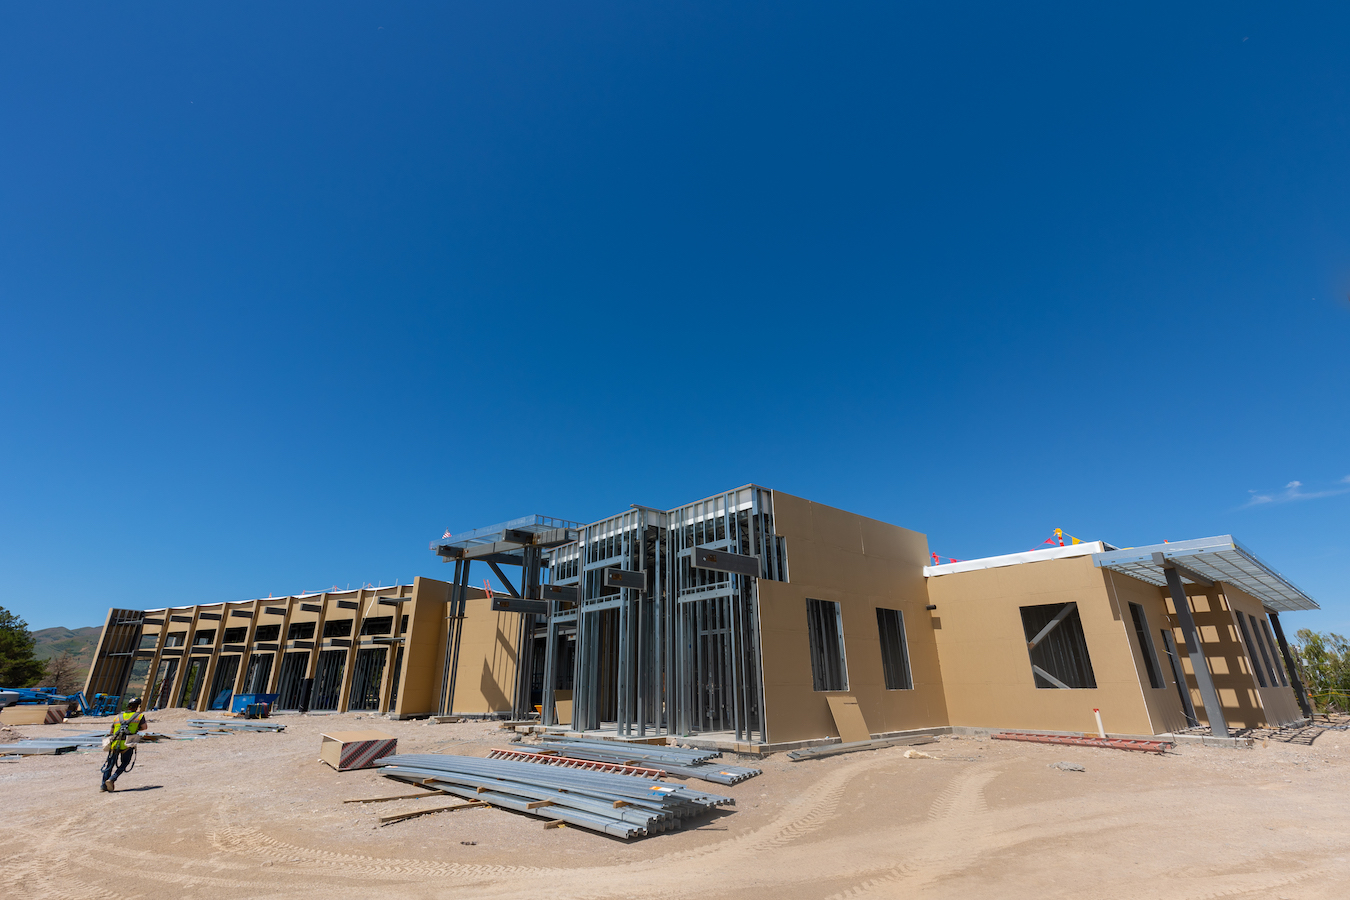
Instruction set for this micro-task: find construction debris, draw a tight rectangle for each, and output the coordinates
[535,737,762,785]
[992,732,1173,753]
[184,719,286,734]
[1050,761,1087,772]
[903,749,934,759]
[787,734,938,761]
[378,753,733,839]
[378,800,486,825]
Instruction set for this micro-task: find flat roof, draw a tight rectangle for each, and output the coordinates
[924,541,1111,577]
[1092,536,1318,612]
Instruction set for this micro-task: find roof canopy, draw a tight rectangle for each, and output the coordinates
[1092,535,1318,612]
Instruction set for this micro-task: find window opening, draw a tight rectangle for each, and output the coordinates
[191,630,216,646]
[1128,603,1165,689]
[164,631,186,648]
[287,621,315,641]
[274,652,309,710]
[312,649,346,710]
[349,648,387,710]
[875,607,912,690]
[222,626,248,644]
[1256,616,1287,687]
[1020,602,1096,689]
[806,598,848,692]
[1160,628,1199,728]
[322,619,353,639]
[209,655,241,709]
[1236,612,1267,687]
[253,624,281,642]
[242,654,273,694]
[360,616,393,636]
[177,658,205,706]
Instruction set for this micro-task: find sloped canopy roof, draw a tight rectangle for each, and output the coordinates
[1092,535,1318,612]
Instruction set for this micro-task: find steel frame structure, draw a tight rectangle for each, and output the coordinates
[529,486,786,743]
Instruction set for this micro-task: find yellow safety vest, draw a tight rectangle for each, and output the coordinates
[109,711,144,751]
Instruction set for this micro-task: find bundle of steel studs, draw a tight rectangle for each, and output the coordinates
[535,737,763,785]
[378,753,733,839]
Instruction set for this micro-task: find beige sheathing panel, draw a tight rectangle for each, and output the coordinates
[1217,583,1301,727]
[395,577,451,718]
[759,492,947,745]
[1162,584,1285,730]
[1102,570,1192,734]
[929,555,1158,736]
[446,596,521,715]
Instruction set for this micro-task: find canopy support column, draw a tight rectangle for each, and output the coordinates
[1161,563,1229,737]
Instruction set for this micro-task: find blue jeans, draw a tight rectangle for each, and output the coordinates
[101,748,134,786]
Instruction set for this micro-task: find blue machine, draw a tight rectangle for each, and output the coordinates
[0,687,121,717]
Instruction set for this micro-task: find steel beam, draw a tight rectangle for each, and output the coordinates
[1162,565,1229,737]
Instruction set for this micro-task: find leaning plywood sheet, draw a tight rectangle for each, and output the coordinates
[320,730,398,771]
[554,690,573,726]
[825,694,871,744]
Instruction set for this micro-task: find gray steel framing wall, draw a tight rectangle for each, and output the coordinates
[533,486,787,743]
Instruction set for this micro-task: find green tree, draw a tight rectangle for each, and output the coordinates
[0,606,47,687]
[1292,629,1350,713]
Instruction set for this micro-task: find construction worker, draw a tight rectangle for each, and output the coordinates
[101,697,146,792]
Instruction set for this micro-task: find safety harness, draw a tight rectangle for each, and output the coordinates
[105,710,144,773]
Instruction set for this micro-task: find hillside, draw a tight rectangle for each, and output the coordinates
[30,625,102,685]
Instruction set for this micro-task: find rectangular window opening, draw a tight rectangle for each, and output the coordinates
[323,619,353,639]
[1020,602,1097,689]
[222,626,248,644]
[253,623,281,643]
[875,607,913,690]
[806,598,848,692]
[1128,603,1165,689]
[287,621,316,641]
[1236,612,1267,687]
[1256,616,1287,687]
[164,631,186,648]
[191,630,216,647]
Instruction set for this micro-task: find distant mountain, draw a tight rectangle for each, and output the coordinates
[30,625,102,685]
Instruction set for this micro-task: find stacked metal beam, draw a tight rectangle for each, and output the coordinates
[184,719,286,733]
[536,737,762,785]
[378,753,733,839]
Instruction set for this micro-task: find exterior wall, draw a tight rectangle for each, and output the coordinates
[1223,584,1301,726]
[1165,583,1302,730]
[445,595,521,715]
[1100,569,1191,734]
[927,555,1159,736]
[757,491,947,744]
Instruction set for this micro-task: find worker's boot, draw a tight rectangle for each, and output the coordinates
[104,779,115,792]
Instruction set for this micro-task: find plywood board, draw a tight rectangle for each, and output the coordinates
[825,694,871,743]
[552,690,572,725]
[0,705,67,726]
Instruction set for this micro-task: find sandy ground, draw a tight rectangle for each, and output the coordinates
[3,710,1349,900]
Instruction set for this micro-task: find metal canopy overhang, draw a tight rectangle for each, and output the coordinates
[432,514,583,563]
[1093,535,1319,612]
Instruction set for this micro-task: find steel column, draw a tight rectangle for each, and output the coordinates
[1163,566,1229,737]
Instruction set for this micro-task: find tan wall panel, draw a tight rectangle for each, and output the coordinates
[448,596,521,715]
[760,492,946,744]
[1101,570,1191,734]
[1221,584,1301,727]
[929,556,1158,736]
[1163,585,1279,730]
[394,577,451,717]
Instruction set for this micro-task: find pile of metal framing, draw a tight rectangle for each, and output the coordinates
[183,718,286,733]
[378,753,733,839]
[432,487,789,744]
[535,737,762,785]
[0,732,107,755]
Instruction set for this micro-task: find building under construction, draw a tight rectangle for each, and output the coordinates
[86,484,1318,747]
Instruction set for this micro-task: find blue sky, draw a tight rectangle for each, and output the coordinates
[2,3,1347,633]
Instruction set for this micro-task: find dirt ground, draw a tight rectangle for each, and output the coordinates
[3,710,1349,900]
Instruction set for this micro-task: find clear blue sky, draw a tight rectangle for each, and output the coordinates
[2,3,1347,633]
